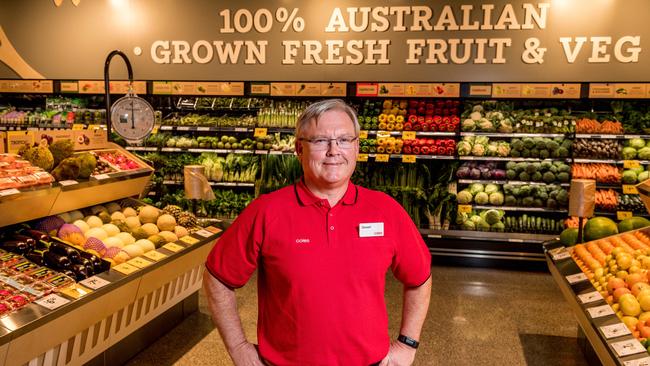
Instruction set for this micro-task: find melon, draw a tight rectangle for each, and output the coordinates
[90,205,108,215]
[105,202,122,214]
[98,211,112,224]
[174,226,189,238]
[147,235,165,248]
[104,246,122,259]
[141,223,160,237]
[57,212,72,223]
[113,251,130,264]
[125,216,141,231]
[122,244,144,258]
[111,212,126,221]
[73,219,90,233]
[131,228,149,240]
[618,217,650,233]
[123,207,137,218]
[85,216,103,228]
[135,239,155,253]
[115,232,136,246]
[138,206,160,224]
[102,224,120,237]
[158,231,178,244]
[84,237,107,255]
[585,217,619,241]
[560,228,579,246]
[58,223,82,238]
[85,227,109,241]
[69,210,84,222]
[156,214,177,232]
[104,237,124,249]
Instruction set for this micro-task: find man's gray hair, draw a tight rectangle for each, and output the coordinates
[295,99,360,138]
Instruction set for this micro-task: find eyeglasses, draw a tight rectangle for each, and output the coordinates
[298,136,358,151]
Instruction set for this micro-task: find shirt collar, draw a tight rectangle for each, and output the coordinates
[294,179,358,207]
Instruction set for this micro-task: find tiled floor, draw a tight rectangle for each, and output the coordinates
[125,265,588,366]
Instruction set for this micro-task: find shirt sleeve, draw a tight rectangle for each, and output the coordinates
[389,200,432,287]
[205,197,266,288]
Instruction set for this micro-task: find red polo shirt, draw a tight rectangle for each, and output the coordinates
[205,180,431,366]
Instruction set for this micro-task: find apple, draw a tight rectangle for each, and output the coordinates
[639,312,650,323]
[631,282,650,297]
[640,296,650,312]
[617,270,629,279]
[618,254,633,270]
[627,273,648,288]
[620,295,642,317]
[614,287,632,302]
[607,277,626,294]
[622,315,640,331]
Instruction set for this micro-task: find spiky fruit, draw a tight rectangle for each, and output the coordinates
[162,205,183,220]
[177,212,198,228]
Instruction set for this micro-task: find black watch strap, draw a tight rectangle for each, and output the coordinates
[397,334,419,349]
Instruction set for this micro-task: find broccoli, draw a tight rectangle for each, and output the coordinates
[525,163,537,174]
[530,148,540,158]
[506,170,517,180]
[561,140,573,150]
[540,161,553,171]
[519,172,530,181]
[538,192,549,201]
[519,186,532,197]
[543,171,556,183]
[522,196,535,206]
[539,150,550,159]
[557,172,570,182]
[558,147,569,158]
[511,149,521,158]
[505,195,517,206]
[546,198,558,209]
[503,184,513,194]
[521,149,531,158]
[515,162,528,172]
[512,187,521,197]
[523,138,535,149]
[558,164,571,173]
[545,140,560,151]
[533,198,544,207]
[556,190,569,205]
[534,138,547,150]
[531,172,543,182]
[506,161,517,170]
[511,138,524,151]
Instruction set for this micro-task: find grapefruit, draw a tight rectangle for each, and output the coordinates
[584,217,619,241]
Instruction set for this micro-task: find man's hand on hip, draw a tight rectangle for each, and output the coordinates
[378,340,417,366]
[230,341,265,366]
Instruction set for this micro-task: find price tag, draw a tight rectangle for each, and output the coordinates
[143,250,168,262]
[624,357,650,366]
[58,180,79,187]
[254,128,268,137]
[79,276,111,290]
[112,263,139,275]
[357,154,369,162]
[611,339,647,357]
[578,291,604,304]
[195,229,213,238]
[624,160,642,169]
[552,251,571,261]
[127,257,153,269]
[87,124,100,130]
[197,127,210,131]
[375,154,389,162]
[566,273,588,284]
[235,127,248,132]
[587,304,616,318]
[35,294,70,310]
[402,155,416,163]
[72,124,85,130]
[163,243,184,253]
[402,131,416,140]
[151,126,159,134]
[160,126,172,131]
[180,236,200,245]
[623,185,639,194]
[59,284,92,299]
[600,323,632,339]
[205,226,222,234]
[94,174,110,180]
[177,126,190,131]
[618,211,634,220]
[458,205,472,214]
[0,188,20,197]
[359,130,368,139]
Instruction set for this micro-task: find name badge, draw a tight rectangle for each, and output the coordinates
[359,222,384,237]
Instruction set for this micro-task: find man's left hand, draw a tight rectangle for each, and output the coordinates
[378,340,417,366]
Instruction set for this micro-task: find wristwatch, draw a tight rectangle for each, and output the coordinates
[397,334,419,349]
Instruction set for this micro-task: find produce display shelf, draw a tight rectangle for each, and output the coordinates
[144,147,296,156]
[594,211,650,218]
[458,179,570,187]
[459,156,572,162]
[360,154,455,160]
[422,228,557,244]
[472,204,567,213]
[575,134,650,140]
[364,130,456,137]
[162,180,254,188]
[574,159,650,165]
[0,125,73,131]
[545,242,650,366]
[460,132,567,138]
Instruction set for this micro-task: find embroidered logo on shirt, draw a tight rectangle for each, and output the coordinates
[295,238,311,244]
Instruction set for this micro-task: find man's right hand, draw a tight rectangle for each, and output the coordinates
[230,341,266,366]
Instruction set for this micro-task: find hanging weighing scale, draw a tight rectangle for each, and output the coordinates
[104,50,155,144]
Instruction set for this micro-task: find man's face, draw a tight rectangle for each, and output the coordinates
[297,109,359,188]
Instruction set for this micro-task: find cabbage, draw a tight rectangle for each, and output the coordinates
[474,192,489,205]
[476,219,491,231]
[622,147,637,160]
[639,171,650,182]
[491,222,506,232]
[461,220,476,231]
[486,144,498,156]
[484,209,503,225]
[622,170,638,184]
[457,141,473,156]
[457,190,473,204]
[489,192,505,206]
[639,147,650,160]
[470,215,483,224]
[475,136,490,145]
[469,183,485,195]
[629,138,646,149]
[456,166,472,178]
[484,184,499,195]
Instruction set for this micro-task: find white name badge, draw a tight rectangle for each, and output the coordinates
[359,222,384,237]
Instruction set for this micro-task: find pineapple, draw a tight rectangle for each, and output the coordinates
[177,212,198,228]
[162,205,183,220]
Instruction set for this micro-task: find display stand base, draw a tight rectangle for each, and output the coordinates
[577,327,604,366]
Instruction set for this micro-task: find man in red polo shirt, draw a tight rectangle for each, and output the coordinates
[204,99,432,366]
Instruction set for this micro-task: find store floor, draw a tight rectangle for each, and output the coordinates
[124,265,588,366]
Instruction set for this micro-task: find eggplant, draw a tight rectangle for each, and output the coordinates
[49,242,80,262]
[71,264,89,281]
[73,256,95,274]
[19,229,49,242]
[61,270,76,279]
[25,252,45,266]
[43,250,71,270]
[79,251,103,270]
[9,235,35,251]
[1,240,30,254]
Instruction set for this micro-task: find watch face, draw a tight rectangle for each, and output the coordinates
[111,96,155,142]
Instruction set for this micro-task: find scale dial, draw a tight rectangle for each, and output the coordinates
[110,93,155,144]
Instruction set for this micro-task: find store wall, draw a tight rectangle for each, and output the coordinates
[0,0,649,81]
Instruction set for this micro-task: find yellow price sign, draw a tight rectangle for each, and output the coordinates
[151,125,159,135]
[359,130,368,139]
[163,243,184,253]
[623,185,639,194]
[402,155,416,163]
[357,154,369,162]
[112,263,139,275]
[72,124,85,131]
[143,250,168,262]
[458,205,472,213]
[402,131,416,140]
[180,236,200,245]
[127,257,154,268]
[617,211,634,220]
[59,284,92,299]
[624,160,642,169]
[87,124,100,130]
[375,154,390,162]
[254,128,268,137]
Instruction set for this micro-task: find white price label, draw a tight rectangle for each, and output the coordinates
[58,180,79,186]
[177,126,190,131]
[269,150,282,155]
[35,294,70,310]
[160,126,172,130]
[624,357,650,366]
[0,188,20,196]
[611,339,647,357]
[79,276,111,290]
[565,273,588,284]
[587,304,616,319]
[195,229,213,238]
[578,291,604,304]
[197,127,210,131]
[600,323,632,339]
[94,174,110,180]
[234,127,248,132]
[552,251,571,261]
